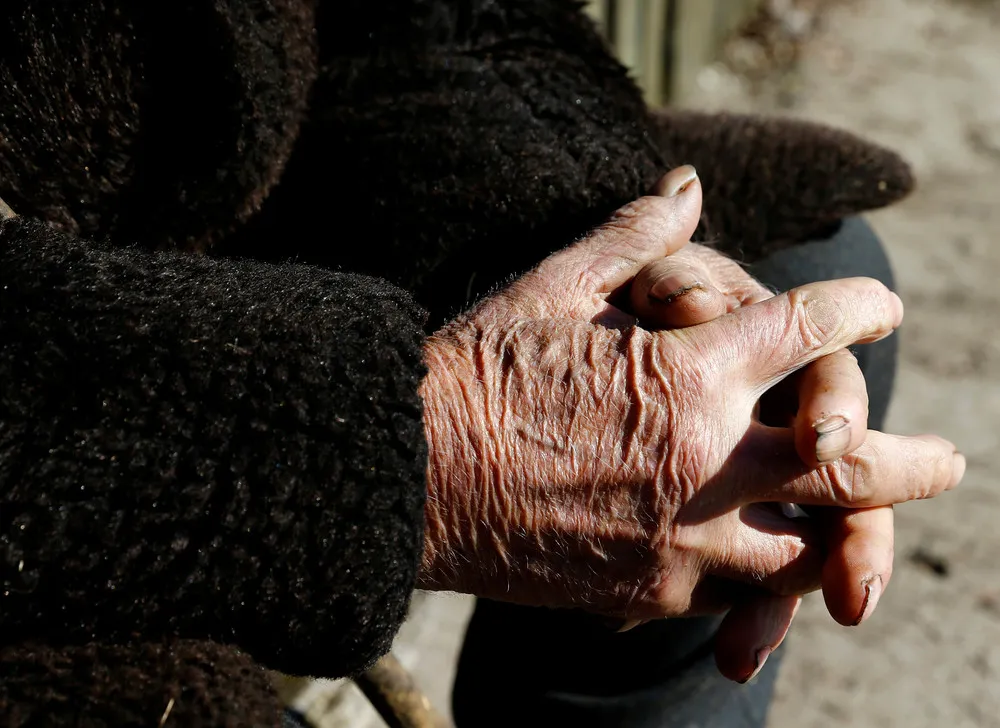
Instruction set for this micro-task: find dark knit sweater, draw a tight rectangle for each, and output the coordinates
[0,1,914,725]
[0,217,428,678]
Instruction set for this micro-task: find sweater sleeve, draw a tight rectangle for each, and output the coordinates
[0,640,286,727]
[0,217,428,678]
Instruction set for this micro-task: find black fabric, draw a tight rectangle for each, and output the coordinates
[220,1,912,327]
[652,111,914,261]
[0,641,285,728]
[221,0,666,326]
[0,217,428,678]
[0,0,317,251]
[452,216,899,728]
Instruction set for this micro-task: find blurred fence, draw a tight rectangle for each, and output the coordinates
[584,0,763,105]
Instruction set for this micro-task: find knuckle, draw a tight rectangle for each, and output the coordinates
[570,265,602,303]
[638,535,701,617]
[787,288,846,351]
[778,534,809,565]
[650,574,697,616]
[601,196,670,238]
[760,535,809,582]
[827,453,875,505]
[664,522,704,565]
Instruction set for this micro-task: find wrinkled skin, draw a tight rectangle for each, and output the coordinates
[417,169,964,682]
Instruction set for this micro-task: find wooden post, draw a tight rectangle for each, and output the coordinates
[614,0,643,80]
[670,0,717,104]
[578,1,767,103]
[583,0,608,28]
[641,0,670,106]
[353,654,453,728]
[0,196,16,221]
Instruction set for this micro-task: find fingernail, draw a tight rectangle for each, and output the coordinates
[740,647,772,683]
[814,415,851,463]
[648,271,706,304]
[853,575,883,626]
[951,452,967,488]
[654,165,699,197]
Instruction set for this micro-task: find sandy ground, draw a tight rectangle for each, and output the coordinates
[292,1,1000,725]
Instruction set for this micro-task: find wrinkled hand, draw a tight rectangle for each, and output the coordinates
[417,168,964,683]
[629,235,896,681]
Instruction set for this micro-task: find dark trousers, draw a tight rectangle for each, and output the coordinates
[451,217,898,728]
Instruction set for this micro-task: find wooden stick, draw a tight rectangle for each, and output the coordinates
[352,654,453,728]
[0,195,16,220]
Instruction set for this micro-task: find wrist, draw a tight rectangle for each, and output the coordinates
[415,320,654,613]
[416,332,489,593]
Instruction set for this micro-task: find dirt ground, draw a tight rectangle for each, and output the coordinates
[290,1,1000,726]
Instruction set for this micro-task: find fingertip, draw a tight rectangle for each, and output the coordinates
[616,619,647,633]
[852,575,884,626]
[905,435,963,492]
[644,168,703,256]
[823,556,864,626]
[951,452,967,489]
[714,596,799,683]
[738,647,772,684]
[824,561,879,627]
[652,165,699,198]
[821,507,894,626]
[571,173,703,295]
[891,291,904,327]
[818,419,857,463]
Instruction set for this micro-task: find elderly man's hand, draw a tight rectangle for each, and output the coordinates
[417,167,963,682]
[630,236,898,681]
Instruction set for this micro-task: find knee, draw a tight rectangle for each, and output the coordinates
[749,216,896,295]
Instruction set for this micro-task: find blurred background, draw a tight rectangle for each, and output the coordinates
[284,1,1000,725]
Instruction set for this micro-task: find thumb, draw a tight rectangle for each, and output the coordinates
[533,166,703,303]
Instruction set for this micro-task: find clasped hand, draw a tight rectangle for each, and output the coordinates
[418,166,963,682]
